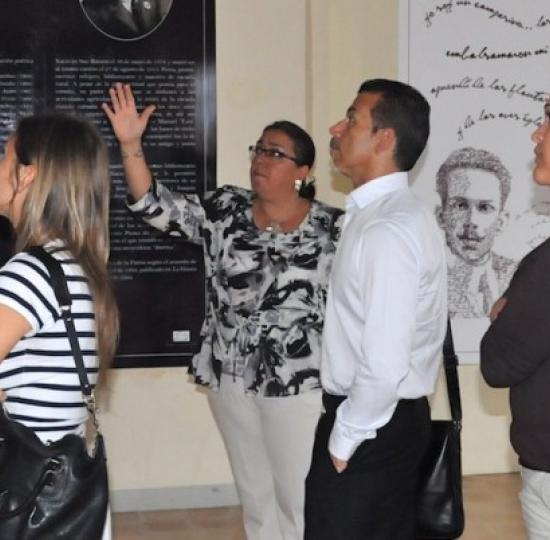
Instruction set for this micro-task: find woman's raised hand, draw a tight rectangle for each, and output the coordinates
[102,82,156,145]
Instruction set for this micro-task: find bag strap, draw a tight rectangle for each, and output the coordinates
[442,318,462,425]
[27,246,97,420]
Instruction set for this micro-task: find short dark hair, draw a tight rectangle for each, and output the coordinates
[436,147,511,209]
[262,120,315,169]
[262,120,316,200]
[358,79,430,171]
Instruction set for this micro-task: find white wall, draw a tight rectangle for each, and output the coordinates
[100,0,517,510]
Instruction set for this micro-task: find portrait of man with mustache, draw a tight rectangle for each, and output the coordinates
[436,147,516,318]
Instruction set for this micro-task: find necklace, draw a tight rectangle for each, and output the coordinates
[253,197,310,234]
[265,221,283,234]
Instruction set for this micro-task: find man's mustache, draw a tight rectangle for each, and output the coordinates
[457,233,482,242]
[329,138,340,151]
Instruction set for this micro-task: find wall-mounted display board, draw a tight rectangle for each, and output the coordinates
[0,1,216,367]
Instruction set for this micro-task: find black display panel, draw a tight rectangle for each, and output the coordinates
[0,1,216,367]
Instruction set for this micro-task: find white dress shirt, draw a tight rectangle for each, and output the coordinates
[321,172,448,461]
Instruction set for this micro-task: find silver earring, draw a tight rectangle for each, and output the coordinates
[295,176,316,200]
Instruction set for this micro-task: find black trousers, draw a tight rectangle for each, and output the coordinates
[304,392,430,540]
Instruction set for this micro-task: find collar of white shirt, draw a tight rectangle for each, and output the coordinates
[344,172,409,226]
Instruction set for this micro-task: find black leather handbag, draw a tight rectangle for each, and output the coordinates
[415,319,465,539]
[0,247,108,540]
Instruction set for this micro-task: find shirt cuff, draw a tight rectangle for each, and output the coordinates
[328,418,377,461]
[126,178,157,209]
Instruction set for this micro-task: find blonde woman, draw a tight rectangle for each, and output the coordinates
[0,113,118,540]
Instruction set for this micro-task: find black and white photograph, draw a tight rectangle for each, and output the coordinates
[435,146,516,318]
[80,0,173,41]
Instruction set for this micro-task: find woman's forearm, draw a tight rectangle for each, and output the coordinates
[119,139,152,201]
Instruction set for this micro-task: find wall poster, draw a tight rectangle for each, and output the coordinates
[0,1,216,367]
[400,0,550,362]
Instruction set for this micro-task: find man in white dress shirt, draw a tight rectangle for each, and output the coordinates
[304,79,448,539]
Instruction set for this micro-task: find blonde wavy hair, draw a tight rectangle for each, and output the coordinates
[13,113,119,374]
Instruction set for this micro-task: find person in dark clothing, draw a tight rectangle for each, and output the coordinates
[480,98,550,540]
[0,215,14,267]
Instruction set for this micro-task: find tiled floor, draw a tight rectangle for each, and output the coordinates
[112,473,527,539]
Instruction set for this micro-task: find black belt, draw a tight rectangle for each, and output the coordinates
[322,391,426,416]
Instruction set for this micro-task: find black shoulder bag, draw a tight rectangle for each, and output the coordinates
[415,318,465,539]
[0,247,108,540]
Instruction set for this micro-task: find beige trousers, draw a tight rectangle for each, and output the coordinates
[208,375,322,540]
[520,466,550,540]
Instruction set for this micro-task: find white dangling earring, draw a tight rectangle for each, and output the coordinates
[294,178,304,192]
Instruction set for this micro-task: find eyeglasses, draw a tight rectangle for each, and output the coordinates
[248,144,298,163]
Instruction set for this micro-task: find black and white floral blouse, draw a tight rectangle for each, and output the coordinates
[128,181,344,396]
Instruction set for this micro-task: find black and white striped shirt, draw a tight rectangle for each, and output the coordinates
[0,240,98,443]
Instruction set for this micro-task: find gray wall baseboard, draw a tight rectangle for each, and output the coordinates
[110,484,240,513]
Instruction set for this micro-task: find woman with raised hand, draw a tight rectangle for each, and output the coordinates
[103,82,343,540]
